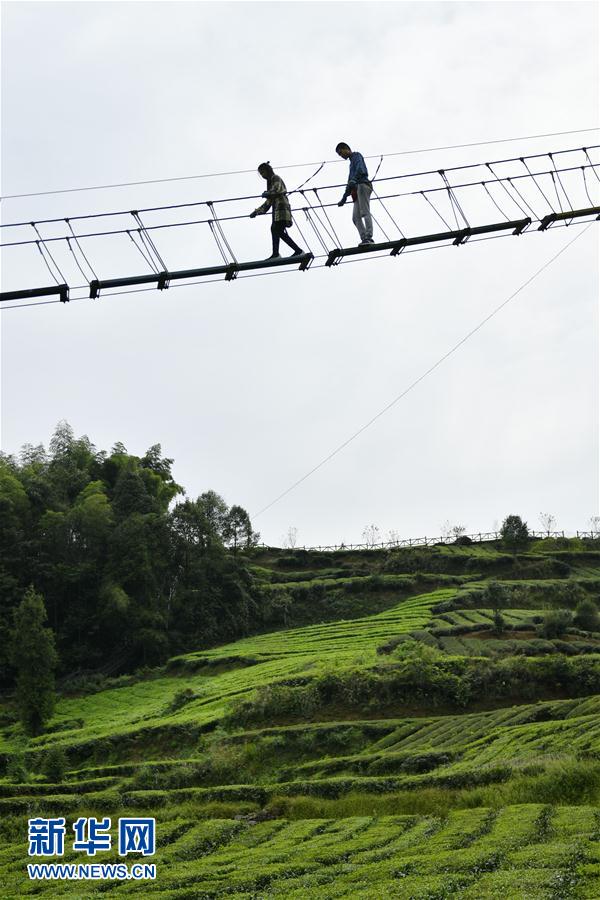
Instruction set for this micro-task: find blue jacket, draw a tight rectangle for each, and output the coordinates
[342,151,370,200]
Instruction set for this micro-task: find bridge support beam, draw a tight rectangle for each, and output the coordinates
[0,284,69,303]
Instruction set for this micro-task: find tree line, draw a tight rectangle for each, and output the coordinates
[0,422,265,720]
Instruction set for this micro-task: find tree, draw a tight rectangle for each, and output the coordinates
[441,520,466,542]
[362,524,380,548]
[484,581,509,615]
[11,587,58,736]
[49,420,75,459]
[492,609,506,636]
[540,609,572,639]
[170,497,221,564]
[500,515,529,553]
[223,506,259,551]
[574,598,600,632]
[198,491,229,540]
[482,582,509,636]
[43,746,68,783]
[140,445,182,511]
[19,443,47,467]
[283,526,298,549]
[539,512,556,536]
[112,467,154,518]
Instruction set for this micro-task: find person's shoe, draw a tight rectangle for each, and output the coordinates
[289,249,305,257]
[365,238,375,243]
[266,253,282,259]
[358,239,370,246]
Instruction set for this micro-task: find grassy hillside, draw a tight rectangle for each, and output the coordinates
[2,537,600,897]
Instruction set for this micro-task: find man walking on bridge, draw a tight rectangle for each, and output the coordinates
[336,142,374,246]
[250,162,305,260]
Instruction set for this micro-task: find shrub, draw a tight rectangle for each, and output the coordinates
[6,754,28,782]
[540,609,573,639]
[42,746,68,783]
[377,634,409,655]
[574,598,600,632]
[165,688,199,713]
[553,640,578,656]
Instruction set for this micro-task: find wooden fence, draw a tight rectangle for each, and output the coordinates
[259,530,600,553]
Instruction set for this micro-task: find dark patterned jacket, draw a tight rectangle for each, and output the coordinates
[254,175,292,226]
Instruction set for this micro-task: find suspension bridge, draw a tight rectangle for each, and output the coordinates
[1,142,599,308]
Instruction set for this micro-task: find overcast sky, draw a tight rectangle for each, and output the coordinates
[1,1,598,547]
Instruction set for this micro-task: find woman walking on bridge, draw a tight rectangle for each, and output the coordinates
[250,162,305,260]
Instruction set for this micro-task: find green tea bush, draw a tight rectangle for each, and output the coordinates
[42,746,68,783]
[377,634,411,655]
[559,582,588,608]
[228,652,600,726]
[553,639,578,656]
[574,598,600,631]
[366,750,455,775]
[540,609,573,639]
[165,688,199,713]
[6,754,28,783]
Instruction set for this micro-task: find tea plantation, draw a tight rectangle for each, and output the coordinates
[2,537,600,897]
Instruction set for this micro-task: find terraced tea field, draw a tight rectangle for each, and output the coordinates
[3,806,600,897]
[2,539,600,897]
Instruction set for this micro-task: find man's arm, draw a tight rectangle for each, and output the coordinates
[339,162,353,206]
[252,198,271,216]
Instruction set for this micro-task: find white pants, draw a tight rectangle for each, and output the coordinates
[352,182,373,241]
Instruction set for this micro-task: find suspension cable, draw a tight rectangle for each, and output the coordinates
[481,182,510,221]
[4,127,597,202]
[505,176,538,219]
[302,207,330,254]
[520,159,556,213]
[3,160,595,251]
[290,213,314,256]
[370,158,405,237]
[420,191,451,230]
[484,164,528,218]
[313,188,342,247]
[3,143,596,231]
[65,237,92,284]
[292,161,325,193]
[127,229,159,273]
[297,190,336,248]
[131,211,168,271]
[30,223,67,283]
[252,223,593,518]
[549,153,573,210]
[582,167,597,207]
[584,148,600,184]
[207,202,237,264]
[65,219,98,280]
[208,220,230,264]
